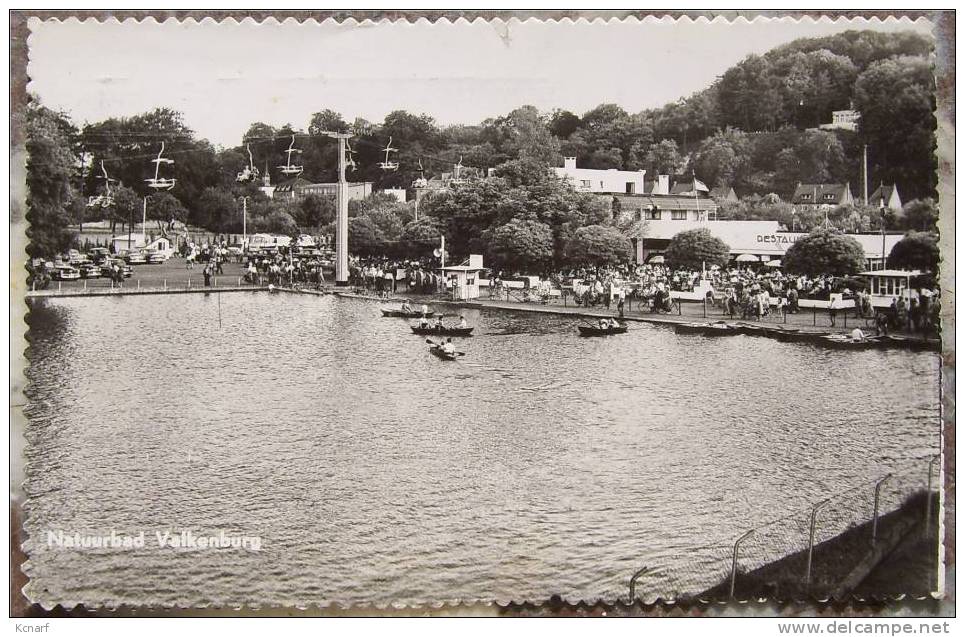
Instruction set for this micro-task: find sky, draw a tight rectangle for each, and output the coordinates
[27,15,933,148]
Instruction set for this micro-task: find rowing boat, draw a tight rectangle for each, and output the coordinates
[381,308,432,318]
[411,326,474,337]
[734,322,767,337]
[673,322,737,337]
[817,334,884,350]
[771,329,828,343]
[429,345,458,361]
[578,324,628,336]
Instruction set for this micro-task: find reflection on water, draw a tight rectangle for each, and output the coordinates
[22,293,940,607]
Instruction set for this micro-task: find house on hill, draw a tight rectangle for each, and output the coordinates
[553,156,647,194]
[273,176,373,201]
[669,176,711,198]
[791,183,854,211]
[710,185,738,204]
[869,183,902,212]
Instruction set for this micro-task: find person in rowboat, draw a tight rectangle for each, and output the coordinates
[850,327,866,342]
[609,318,621,329]
[421,303,429,317]
[598,318,609,330]
[401,300,413,314]
[442,338,456,355]
[458,315,468,328]
[435,315,446,331]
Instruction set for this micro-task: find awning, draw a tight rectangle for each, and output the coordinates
[734,254,760,263]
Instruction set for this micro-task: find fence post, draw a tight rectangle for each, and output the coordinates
[58,281,62,292]
[729,530,754,599]
[843,310,847,328]
[703,297,707,318]
[84,279,87,291]
[925,455,940,537]
[628,565,649,605]
[813,306,817,326]
[805,499,831,592]
[137,279,141,290]
[872,474,893,546]
[164,279,167,290]
[110,279,114,291]
[188,278,191,289]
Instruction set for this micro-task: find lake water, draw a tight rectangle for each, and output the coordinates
[22,292,940,608]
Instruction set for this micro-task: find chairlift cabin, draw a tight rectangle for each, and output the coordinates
[411,159,428,188]
[379,136,399,171]
[87,160,116,208]
[145,142,177,191]
[278,134,304,176]
[345,141,358,171]
[236,144,261,182]
[449,157,467,185]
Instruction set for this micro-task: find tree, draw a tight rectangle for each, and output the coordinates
[249,209,298,236]
[783,229,865,276]
[664,229,730,271]
[887,231,939,272]
[901,198,939,232]
[196,187,238,232]
[644,139,683,175]
[564,225,632,271]
[691,128,753,191]
[26,104,79,257]
[108,185,141,234]
[486,219,554,273]
[481,106,562,165]
[854,56,937,200]
[348,215,383,256]
[298,194,336,229]
[146,192,188,235]
[400,217,442,256]
[549,109,581,139]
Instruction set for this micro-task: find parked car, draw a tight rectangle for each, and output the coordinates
[104,259,134,278]
[66,249,87,265]
[144,250,167,264]
[89,248,112,265]
[121,250,147,265]
[51,264,81,281]
[79,263,102,279]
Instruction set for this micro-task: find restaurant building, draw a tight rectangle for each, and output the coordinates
[632,218,904,269]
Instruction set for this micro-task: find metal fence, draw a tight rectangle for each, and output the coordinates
[628,455,941,603]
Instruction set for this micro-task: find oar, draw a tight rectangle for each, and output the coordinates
[424,338,466,355]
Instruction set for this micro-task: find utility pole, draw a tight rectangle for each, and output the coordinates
[142,196,148,247]
[319,131,353,286]
[240,196,250,244]
[863,144,869,206]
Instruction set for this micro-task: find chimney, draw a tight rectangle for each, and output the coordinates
[656,175,670,196]
[564,157,577,170]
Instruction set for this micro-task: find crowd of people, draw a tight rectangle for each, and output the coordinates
[348,257,446,298]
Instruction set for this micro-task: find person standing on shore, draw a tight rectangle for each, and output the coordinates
[617,295,625,319]
[203,263,212,287]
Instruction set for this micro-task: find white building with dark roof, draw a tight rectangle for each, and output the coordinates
[553,157,647,194]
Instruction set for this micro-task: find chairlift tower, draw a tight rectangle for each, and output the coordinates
[318,131,354,286]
